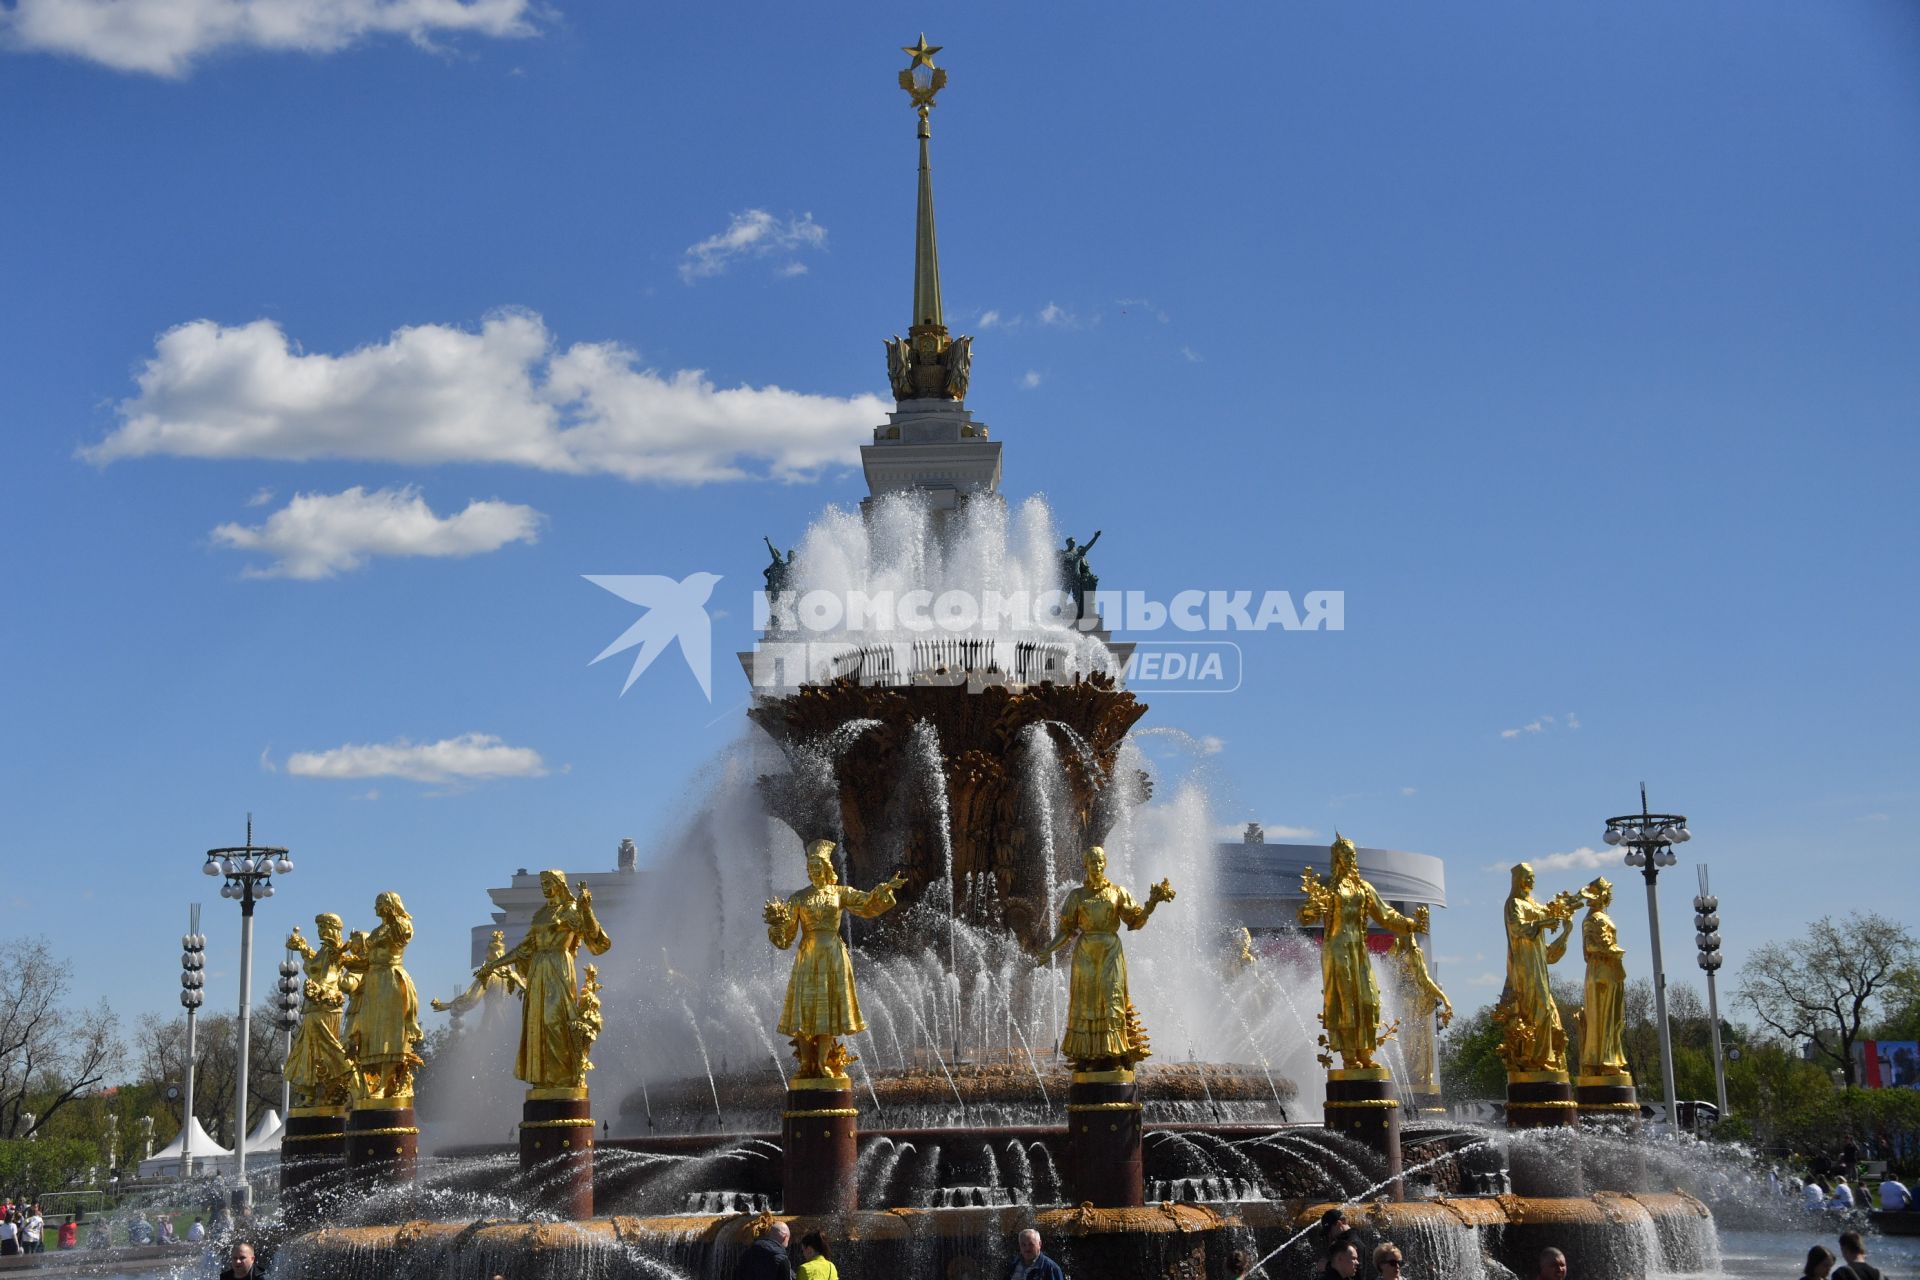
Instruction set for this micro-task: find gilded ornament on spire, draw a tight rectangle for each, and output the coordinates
[884,36,973,402]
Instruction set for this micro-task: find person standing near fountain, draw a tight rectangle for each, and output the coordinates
[1495,864,1582,1131]
[280,914,354,1216]
[766,839,905,1214]
[1572,877,1639,1128]
[1040,844,1174,1208]
[340,892,424,1179]
[472,869,611,1215]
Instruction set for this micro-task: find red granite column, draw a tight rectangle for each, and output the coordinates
[1066,1070,1144,1208]
[520,1087,595,1218]
[344,1098,418,1182]
[1507,1070,1578,1129]
[278,1106,346,1222]
[1323,1068,1403,1200]
[782,1077,857,1215]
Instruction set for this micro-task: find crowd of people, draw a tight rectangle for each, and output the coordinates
[0,1200,45,1254]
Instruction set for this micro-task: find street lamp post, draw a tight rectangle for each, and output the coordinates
[277,947,303,1123]
[179,906,206,1177]
[1604,784,1690,1132]
[1695,865,1730,1121]
[202,816,293,1211]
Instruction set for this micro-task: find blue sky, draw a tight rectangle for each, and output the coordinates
[2,2,1916,1024]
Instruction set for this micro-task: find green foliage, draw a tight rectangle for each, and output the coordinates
[1438,1003,1506,1100]
[0,1136,96,1192]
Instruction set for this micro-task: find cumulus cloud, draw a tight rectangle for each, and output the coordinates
[1020,370,1042,389]
[680,210,826,283]
[211,484,541,579]
[976,309,1004,329]
[287,732,547,783]
[1483,846,1619,874]
[1037,302,1076,328]
[1197,735,1224,756]
[81,311,888,484]
[1,0,537,77]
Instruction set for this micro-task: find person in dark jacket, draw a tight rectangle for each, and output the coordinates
[735,1221,794,1280]
[1007,1228,1065,1280]
[1834,1231,1883,1280]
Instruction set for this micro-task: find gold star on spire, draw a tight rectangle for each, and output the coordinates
[902,34,942,68]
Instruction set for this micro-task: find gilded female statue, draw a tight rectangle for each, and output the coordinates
[284,914,353,1108]
[341,891,424,1101]
[1493,863,1581,1074]
[764,840,906,1080]
[1386,917,1453,1091]
[1298,834,1423,1071]
[1576,876,1630,1078]
[433,929,525,1030]
[474,870,611,1092]
[1040,845,1175,1071]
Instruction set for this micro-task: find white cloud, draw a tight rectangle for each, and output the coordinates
[245,486,275,507]
[1180,345,1204,364]
[2,0,537,77]
[1038,302,1076,328]
[1198,735,1224,756]
[1401,786,1418,797]
[774,261,809,279]
[212,484,541,579]
[258,746,276,773]
[680,210,826,283]
[1483,846,1619,874]
[1020,370,1042,389]
[82,311,888,485]
[976,309,1003,329]
[1501,712,1577,740]
[288,732,547,783]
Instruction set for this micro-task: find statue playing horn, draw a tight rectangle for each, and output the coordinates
[474,871,612,1092]
[1298,834,1425,1071]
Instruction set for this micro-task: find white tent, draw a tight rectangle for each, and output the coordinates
[138,1115,231,1178]
[243,1109,283,1154]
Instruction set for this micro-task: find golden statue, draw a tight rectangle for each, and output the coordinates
[1576,876,1631,1079]
[1229,926,1257,975]
[1493,864,1581,1075]
[571,965,604,1087]
[433,929,526,1029]
[1040,846,1175,1072]
[764,840,906,1080]
[283,915,354,1108]
[341,892,424,1102]
[474,870,612,1093]
[1385,911,1453,1091]
[1297,834,1423,1071]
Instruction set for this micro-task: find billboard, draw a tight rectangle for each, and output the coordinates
[1855,1039,1920,1089]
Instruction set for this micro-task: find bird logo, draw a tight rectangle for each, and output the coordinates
[584,572,723,699]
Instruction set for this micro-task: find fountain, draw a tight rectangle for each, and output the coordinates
[264,35,1735,1280]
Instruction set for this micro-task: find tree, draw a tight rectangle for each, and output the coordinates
[1437,1003,1506,1099]
[137,1000,289,1148]
[0,937,125,1139]
[1736,912,1918,1086]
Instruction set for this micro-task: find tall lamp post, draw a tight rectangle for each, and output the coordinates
[202,816,293,1211]
[179,907,206,1177]
[1603,784,1690,1132]
[277,946,303,1122]
[1695,865,1730,1122]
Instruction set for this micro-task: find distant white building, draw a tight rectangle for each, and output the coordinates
[467,839,645,967]
[1216,824,1448,954]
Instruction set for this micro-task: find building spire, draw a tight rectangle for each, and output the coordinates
[886,36,971,402]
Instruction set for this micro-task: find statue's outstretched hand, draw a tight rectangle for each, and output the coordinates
[1148,878,1176,906]
[882,871,908,893]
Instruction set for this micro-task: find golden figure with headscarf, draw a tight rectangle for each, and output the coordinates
[1040,845,1175,1072]
[764,840,906,1080]
[474,870,612,1092]
[284,914,354,1108]
[1386,915,1453,1091]
[341,891,424,1101]
[1575,876,1631,1079]
[1493,863,1582,1075]
[1298,834,1424,1071]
